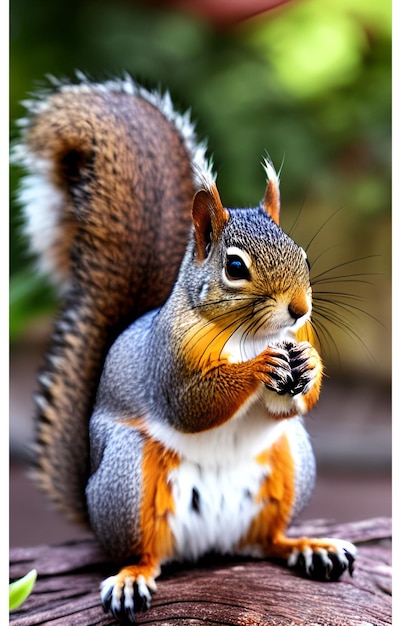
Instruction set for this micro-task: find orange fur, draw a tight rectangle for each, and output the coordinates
[240,432,343,561]
[263,177,280,225]
[140,437,179,563]
[177,325,323,431]
[182,312,244,369]
[198,351,288,429]
[111,430,179,585]
[296,323,319,347]
[108,433,179,589]
[295,342,323,413]
[192,185,229,261]
[239,432,296,550]
[113,560,160,592]
[289,291,309,318]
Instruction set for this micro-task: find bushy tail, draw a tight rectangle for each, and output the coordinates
[13,74,211,523]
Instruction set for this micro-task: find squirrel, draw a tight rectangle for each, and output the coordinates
[14,74,356,623]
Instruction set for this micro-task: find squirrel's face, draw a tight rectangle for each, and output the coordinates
[179,168,315,364]
[184,177,313,364]
[197,208,312,338]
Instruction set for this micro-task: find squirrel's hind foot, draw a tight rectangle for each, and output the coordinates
[287,538,356,582]
[100,567,158,623]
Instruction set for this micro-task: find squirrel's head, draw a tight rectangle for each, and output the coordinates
[184,159,312,363]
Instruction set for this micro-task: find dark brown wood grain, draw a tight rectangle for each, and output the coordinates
[9,517,392,626]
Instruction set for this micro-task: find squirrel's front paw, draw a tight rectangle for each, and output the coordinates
[261,346,293,395]
[286,341,321,397]
[101,571,157,623]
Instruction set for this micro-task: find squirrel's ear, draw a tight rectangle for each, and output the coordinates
[192,184,229,261]
[262,158,280,225]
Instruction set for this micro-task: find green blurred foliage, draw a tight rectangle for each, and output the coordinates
[9,0,391,377]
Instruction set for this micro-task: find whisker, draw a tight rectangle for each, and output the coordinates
[229,299,266,354]
[180,308,242,352]
[313,288,366,298]
[189,300,253,331]
[181,296,259,364]
[308,244,343,269]
[241,309,267,345]
[193,295,255,311]
[239,320,257,358]
[313,295,385,327]
[220,307,262,361]
[207,318,248,364]
[286,171,314,240]
[287,199,306,240]
[308,317,342,364]
[313,304,377,365]
[312,276,380,289]
[286,198,384,370]
[303,208,344,256]
[310,255,381,283]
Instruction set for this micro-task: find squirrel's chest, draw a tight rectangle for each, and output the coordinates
[167,457,268,561]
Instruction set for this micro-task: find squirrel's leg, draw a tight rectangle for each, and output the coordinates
[87,420,179,622]
[241,428,356,581]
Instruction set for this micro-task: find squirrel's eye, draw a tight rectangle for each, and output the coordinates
[226,255,250,281]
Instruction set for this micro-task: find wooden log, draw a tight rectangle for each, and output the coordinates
[9,517,392,625]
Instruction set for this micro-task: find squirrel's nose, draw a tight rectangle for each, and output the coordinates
[288,294,309,320]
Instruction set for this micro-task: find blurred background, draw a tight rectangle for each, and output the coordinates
[9,0,391,547]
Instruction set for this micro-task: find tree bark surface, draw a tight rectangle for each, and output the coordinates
[9,517,392,626]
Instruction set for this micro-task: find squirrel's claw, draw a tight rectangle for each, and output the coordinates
[100,574,154,623]
[287,539,356,582]
[284,341,320,397]
[262,347,293,394]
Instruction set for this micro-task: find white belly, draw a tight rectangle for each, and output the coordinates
[156,399,291,562]
[168,455,268,561]
[144,392,297,562]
